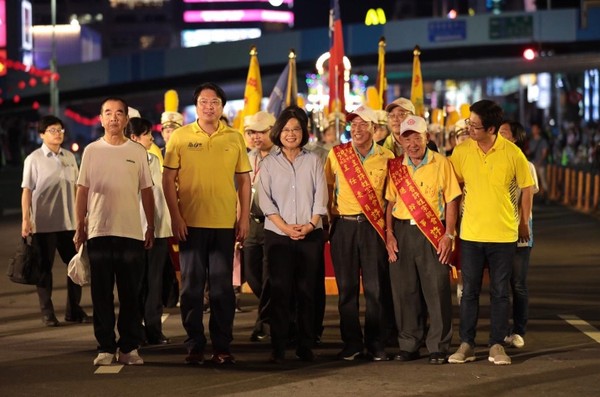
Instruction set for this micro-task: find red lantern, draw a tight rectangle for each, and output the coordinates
[13,95,21,103]
[42,75,50,85]
[29,78,37,87]
[51,73,60,81]
[18,81,26,90]
[32,101,40,110]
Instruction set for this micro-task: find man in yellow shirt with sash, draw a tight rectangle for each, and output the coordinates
[385,115,461,365]
[325,105,394,361]
[448,100,534,366]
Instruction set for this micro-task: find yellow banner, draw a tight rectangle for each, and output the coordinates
[241,46,262,123]
[410,46,424,117]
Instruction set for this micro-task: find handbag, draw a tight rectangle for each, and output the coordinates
[68,243,90,286]
[6,236,43,285]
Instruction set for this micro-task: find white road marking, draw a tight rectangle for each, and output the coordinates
[95,365,124,374]
[559,314,600,343]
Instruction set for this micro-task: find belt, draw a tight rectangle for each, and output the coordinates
[394,218,414,224]
[339,214,368,222]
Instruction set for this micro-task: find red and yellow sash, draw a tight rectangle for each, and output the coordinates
[333,143,386,242]
[388,156,446,249]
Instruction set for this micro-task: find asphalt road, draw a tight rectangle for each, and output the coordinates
[1,203,599,397]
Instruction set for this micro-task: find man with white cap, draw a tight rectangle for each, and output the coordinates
[385,115,461,365]
[325,105,394,361]
[243,111,277,342]
[382,97,415,156]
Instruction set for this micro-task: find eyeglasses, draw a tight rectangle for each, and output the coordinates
[45,128,65,135]
[388,111,410,120]
[197,98,222,108]
[465,119,485,130]
[349,122,371,130]
[281,127,302,134]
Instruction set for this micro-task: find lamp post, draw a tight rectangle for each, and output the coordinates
[50,0,59,116]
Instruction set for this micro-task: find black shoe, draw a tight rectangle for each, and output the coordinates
[429,352,447,365]
[337,347,363,361]
[65,312,92,323]
[368,350,389,361]
[185,350,204,365]
[394,350,420,362]
[269,350,285,364]
[295,346,315,362]
[147,334,170,345]
[250,330,268,342]
[42,314,59,327]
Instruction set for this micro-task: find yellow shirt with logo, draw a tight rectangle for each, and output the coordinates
[163,120,251,228]
[386,149,461,220]
[450,134,534,242]
[325,143,394,216]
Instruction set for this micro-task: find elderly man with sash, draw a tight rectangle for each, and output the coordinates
[385,115,461,365]
[325,105,394,362]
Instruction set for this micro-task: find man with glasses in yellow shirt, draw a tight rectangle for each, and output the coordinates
[448,100,534,366]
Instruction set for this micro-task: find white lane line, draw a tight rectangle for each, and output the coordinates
[95,365,124,374]
[559,314,600,343]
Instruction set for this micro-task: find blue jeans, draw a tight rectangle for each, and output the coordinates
[510,247,530,336]
[459,240,516,346]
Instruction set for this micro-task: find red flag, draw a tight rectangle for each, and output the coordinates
[328,0,345,114]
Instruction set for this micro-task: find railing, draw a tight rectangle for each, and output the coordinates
[547,164,600,214]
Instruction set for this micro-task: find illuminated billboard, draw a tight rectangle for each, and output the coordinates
[0,0,6,48]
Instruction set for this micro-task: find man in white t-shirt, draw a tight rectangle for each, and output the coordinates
[75,97,155,367]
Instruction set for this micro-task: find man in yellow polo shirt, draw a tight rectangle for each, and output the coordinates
[163,82,251,366]
[448,99,534,366]
[325,105,394,362]
[385,115,461,365]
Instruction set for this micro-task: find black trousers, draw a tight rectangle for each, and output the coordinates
[88,236,145,354]
[242,218,270,334]
[33,231,83,318]
[141,237,168,341]
[264,229,323,353]
[330,218,388,353]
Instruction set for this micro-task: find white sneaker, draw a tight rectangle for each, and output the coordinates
[504,334,525,348]
[117,349,144,365]
[93,352,115,366]
[448,342,476,364]
[488,344,511,365]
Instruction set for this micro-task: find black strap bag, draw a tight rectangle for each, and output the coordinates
[7,237,42,285]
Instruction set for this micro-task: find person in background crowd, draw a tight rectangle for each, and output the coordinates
[325,105,394,362]
[382,97,415,157]
[448,100,534,366]
[374,110,390,145]
[385,115,461,365]
[498,120,539,350]
[257,105,328,363]
[322,112,345,150]
[526,122,549,201]
[21,115,91,327]
[126,117,172,346]
[75,97,155,366]
[163,82,251,365]
[243,111,277,342]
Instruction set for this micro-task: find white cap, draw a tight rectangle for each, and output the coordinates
[161,111,184,127]
[400,115,428,135]
[385,97,416,114]
[128,107,141,118]
[245,111,276,132]
[347,105,378,123]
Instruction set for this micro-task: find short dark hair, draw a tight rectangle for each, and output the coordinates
[126,117,153,139]
[100,97,129,115]
[470,99,504,134]
[193,82,227,107]
[38,115,64,134]
[270,105,310,148]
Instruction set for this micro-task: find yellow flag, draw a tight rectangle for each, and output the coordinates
[375,37,387,110]
[410,46,424,117]
[241,46,262,126]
